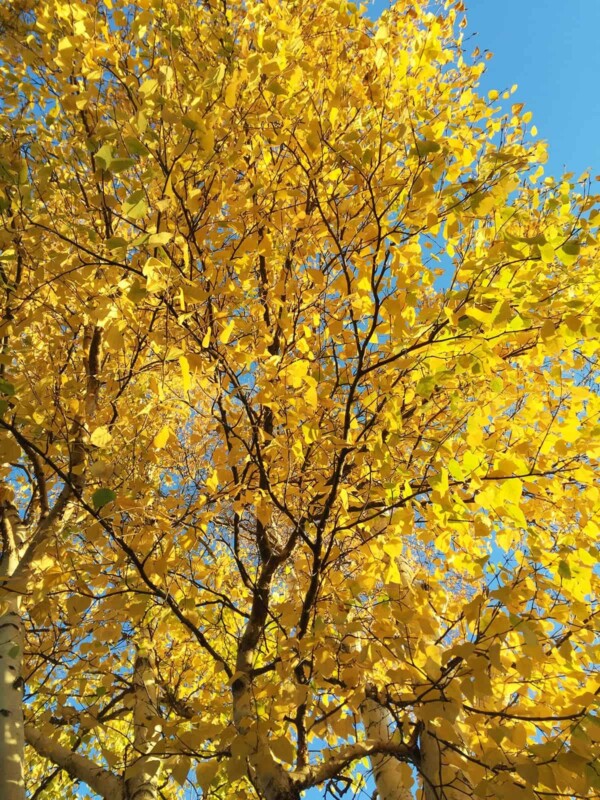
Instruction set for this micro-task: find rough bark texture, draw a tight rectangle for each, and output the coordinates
[419,720,472,800]
[420,726,446,800]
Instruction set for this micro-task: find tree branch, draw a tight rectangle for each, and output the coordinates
[295,739,416,790]
[25,725,124,800]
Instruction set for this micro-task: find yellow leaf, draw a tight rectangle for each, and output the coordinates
[305,383,318,408]
[195,760,219,792]
[270,735,296,764]
[224,81,237,109]
[539,242,555,263]
[220,319,235,344]
[90,426,112,448]
[206,469,219,492]
[284,360,309,388]
[153,425,170,449]
[540,319,556,340]
[384,558,402,584]
[147,231,173,247]
[179,355,191,393]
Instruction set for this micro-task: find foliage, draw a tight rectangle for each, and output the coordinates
[0,0,598,799]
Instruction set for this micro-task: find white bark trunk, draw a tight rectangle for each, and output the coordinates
[25,725,124,799]
[0,505,26,800]
[232,576,301,800]
[360,696,413,800]
[232,668,300,800]
[419,726,444,800]
[418,721,472,800]
[0,597,25,800]
[125,647,162,800]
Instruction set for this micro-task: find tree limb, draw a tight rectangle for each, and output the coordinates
[25,725,124,800]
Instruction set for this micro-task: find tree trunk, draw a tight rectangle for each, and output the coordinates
[360,695,413,800]
[0,504,26,800]
[0,329,102,799]
[357,549,415,800]
[125,646,162,800]
[0,595,25,800]
[419,722,472,800]
[232,574,301,800]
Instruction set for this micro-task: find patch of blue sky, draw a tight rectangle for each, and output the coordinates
[370,0,600,181]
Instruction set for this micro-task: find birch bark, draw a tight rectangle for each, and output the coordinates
[0,505,26,800]
[125,646,162,800]
[360,697,414,800]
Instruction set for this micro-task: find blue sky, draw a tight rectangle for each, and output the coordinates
[370,0,600,180]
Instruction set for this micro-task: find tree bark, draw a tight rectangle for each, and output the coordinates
[360,696,414,800]
[418,723,472,800]
[232,569,301,800]
[0,505,26,800]
[25,726,124,800]
[0,327,102,799]
[294,738,415,793]
[356,550,416,800]
[125,646,162,800]
[0,595,25,800]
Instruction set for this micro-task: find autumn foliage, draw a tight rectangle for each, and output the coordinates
[0,1,599,799]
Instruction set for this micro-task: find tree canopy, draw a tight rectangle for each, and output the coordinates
[0,1,599,799]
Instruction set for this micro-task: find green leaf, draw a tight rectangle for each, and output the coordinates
[412,139,441,158]
[94,143,113,171]
[110,158,136,174]
[123,189,148,220]
[0,378,15,396]
[92,488,117,509]
[127,279,148,304]
[106,237,128,251]
[558,560,572,580]
[265,80,287,96]
[416,375,436,398]
[124,136,150,156]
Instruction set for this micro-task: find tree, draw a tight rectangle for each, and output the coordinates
[0,0,599,799]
